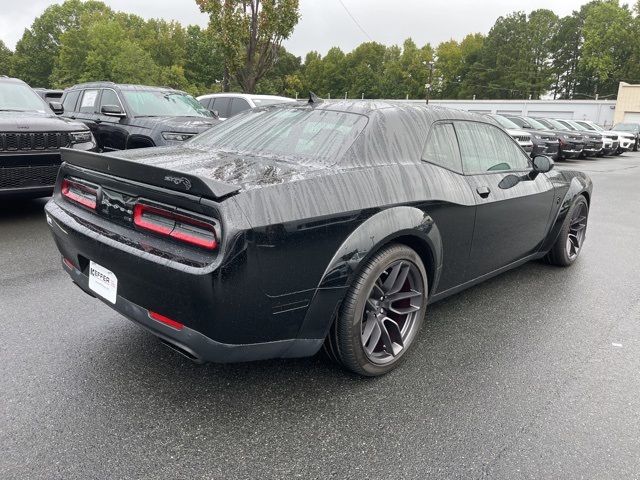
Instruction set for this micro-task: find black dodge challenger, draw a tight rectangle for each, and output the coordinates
[45,101,592,376]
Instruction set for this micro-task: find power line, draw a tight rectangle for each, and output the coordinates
[336,0,373,42]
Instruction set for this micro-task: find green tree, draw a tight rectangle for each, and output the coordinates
[184,25,224,94]
[196,0,300,93]
[0,40,12,76]
[579,0,635,98]
[12,0,112,87]
[52,17,158,87]
[256,47,302,95]
[343,42,387,99]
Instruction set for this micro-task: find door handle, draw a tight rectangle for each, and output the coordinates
[476,186,491,198]
[95,118,102,124]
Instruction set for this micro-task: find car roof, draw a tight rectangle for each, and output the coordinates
[0,76,29,85]
[65,82,186,94]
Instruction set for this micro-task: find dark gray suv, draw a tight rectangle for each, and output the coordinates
[60,82,220,151]
[0,76,95,198]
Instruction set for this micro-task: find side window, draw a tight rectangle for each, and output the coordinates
[213,97,230,117]
[455,121,530,173]
[62,90,80,113]
[199,97,211,109]
[79,89,100,114]
[422,123,462,172]
[229,98,250,117]
[99,89,122,110]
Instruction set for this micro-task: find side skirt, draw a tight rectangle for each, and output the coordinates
[429,252,544,304]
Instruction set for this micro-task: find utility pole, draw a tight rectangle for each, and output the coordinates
[424,61,435,104]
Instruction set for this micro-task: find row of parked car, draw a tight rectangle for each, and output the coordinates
[1,74,639,200]
[490,113,639,160]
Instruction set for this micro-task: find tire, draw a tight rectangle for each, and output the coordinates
[325,244,428,376]
[545,196,589,267]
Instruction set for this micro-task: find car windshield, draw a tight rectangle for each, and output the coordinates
[576,121,597,131]
[251,97,295,107]
[493,115,519,129]
[566,120,589,131]
[190,107,368,163]
[122,90,212,117]
[556,120,578,131]
[0,82,48,113]
[524,117,548,130]
[543,118,569,130]
[614,123,638,132]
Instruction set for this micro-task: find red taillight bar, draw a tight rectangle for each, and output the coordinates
[133,202,218,250]
[61,178,98,210]
[149,311,184,331]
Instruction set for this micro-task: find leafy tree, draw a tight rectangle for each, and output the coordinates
[256,47,302,95]
[196,0,300,93]
[0,40,12,76]
[12,0,112,87]
[579,0,635,97]
[526,9,559,98]
[184,25,224,94]
[343,42,387,99]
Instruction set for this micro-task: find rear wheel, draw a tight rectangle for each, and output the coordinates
[325,244,428,376]
[546,196,589,267]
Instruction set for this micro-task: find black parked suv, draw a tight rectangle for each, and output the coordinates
[507,115,583,160]
[0,76,95,198]
[60,83,220,151]
[502,115,560,159]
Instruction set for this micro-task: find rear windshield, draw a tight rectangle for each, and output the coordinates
[190,107,368,163]
[0,82,48,113]
[122,90,212,118]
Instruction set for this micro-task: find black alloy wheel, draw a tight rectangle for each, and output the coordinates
[325,244,428,376]
[566,201,588,261]
[546,196,589,267]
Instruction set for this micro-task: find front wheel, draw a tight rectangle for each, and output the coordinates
[325,244,428,376]
[546,196,589,266]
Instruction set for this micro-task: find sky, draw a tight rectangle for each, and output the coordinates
[0,0,596,57]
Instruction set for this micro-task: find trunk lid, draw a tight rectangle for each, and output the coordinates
[62,148,241,201]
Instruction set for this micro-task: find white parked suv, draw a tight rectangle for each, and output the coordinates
[575,120,635,154]
[489,114,534,154]
[196,93,296,120]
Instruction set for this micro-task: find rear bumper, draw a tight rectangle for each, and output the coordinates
[45,199,324,363]
[63,258,322,362]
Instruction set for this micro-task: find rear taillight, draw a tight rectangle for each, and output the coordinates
[133,202,218,250]
[61,178,98,210]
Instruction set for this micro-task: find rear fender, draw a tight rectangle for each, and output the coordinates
[294,206,442,341]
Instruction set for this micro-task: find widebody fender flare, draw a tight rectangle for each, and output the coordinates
[294,206,443,342]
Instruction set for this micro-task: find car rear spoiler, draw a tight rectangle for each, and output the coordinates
[61,148,240,201]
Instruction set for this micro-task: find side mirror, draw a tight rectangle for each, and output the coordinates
[101,104,125,117]
[532,155,554,174]
[209,109,219,118]
[49,101,64,115]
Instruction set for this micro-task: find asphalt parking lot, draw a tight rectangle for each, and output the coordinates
[2,152,640,479]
